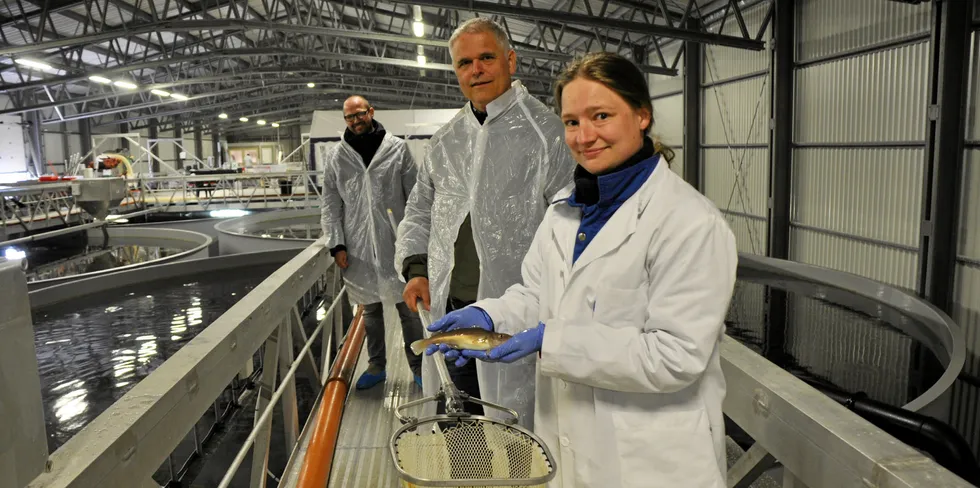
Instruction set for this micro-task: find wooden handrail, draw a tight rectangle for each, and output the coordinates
[295,307,366,487]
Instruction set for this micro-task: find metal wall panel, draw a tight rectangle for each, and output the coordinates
[787,294,913,407]
[723,213,768,256]
[791,148,923,246]
[653,93,684,148]
[960,150,980,259]
[703,147,769,217]
[649,47,684,97]
[968,32,980,141]
[703,3,771,83]
[952,263,980,459]
[795,41,930,143]
[789,227,919,290]
[703,76,770,145]
[796,0,931,63]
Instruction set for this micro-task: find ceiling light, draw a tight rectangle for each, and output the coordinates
[257,120,266,125]
[307,82,315,88]
[170,93,188,100]
[15,59,52,71]
[239,117,249,122]
[150,89,170,97]
[113,80,138,89]
[271,122,280,128]
[417,55,426,66]
[412,21,425,37]
[89,75,112,84]
[218,113,228,119]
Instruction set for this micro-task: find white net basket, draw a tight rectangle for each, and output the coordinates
[392,418,554,487]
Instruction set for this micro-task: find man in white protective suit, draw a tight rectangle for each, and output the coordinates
[320,95,425,390]
[394,18,576,426]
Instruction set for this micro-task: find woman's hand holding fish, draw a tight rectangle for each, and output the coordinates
[461,323,546,364]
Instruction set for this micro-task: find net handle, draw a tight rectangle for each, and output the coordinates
[417,298,466,412]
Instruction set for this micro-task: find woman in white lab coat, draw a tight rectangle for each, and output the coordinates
[425,51,739,488]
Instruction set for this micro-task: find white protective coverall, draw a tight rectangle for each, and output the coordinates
[319,132,417,306]
[474,161,738,488]
[394,81,576,427]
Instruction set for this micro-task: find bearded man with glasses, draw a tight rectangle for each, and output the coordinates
[319,95,426,390]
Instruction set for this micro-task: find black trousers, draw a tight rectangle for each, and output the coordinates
[437,296,485,416]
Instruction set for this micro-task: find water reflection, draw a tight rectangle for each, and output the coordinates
[20,244,184,282]
[33,265,279,452]
[726,281,943,407]
[245,223,321,240]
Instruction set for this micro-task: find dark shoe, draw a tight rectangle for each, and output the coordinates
[356,369,386,390]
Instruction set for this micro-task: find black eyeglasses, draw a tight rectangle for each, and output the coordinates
[343,110,371,121]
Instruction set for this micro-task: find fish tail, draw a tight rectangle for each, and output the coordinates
[410,338,428,356]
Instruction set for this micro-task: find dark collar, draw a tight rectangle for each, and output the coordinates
[470,104,488,125]
[343,119,385,143]
[569,137,657,207]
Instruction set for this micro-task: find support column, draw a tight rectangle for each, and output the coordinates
[683,19,703,191]
[764,0,795,366]
[79,119,93,167]
[194,125,204,166]
[148,118,159,175]
[918,0,972,315]
[173,117,183,171]
[26,111,44,176]
[117,122,129,150]
[912,0,973,419]
[211,130,221,167]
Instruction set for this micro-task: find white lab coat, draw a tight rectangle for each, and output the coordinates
[395,81,576,427]
[319,131,417,305]
[475,160,738,488]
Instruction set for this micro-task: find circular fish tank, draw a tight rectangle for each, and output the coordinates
[213,208,320,255]
[9,226,212,290]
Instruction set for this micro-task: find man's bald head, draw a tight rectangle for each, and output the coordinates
[343,95,375,135]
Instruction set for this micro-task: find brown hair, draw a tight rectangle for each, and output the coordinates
[554,51,675,163]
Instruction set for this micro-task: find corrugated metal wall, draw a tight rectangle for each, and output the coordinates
[790,0,930,291]
[951,15,980,463]
[650,44,684,179]
[702,3,770,257]
[701,4,771,351]
[785,0,932,417]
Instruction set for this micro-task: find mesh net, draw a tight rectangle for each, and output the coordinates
[393,418,553,487]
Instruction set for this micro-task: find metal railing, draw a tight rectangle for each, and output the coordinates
[25,247,976,488]
[27,242,345,488]
[134,171,322,213]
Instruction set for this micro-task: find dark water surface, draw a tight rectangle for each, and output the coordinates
[32,264,280,452]
[726,281,944,407]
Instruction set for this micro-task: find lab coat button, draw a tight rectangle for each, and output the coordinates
[560,436,569,447]
[577,232,586,241]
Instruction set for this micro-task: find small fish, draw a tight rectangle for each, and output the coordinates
[410,328,512,356]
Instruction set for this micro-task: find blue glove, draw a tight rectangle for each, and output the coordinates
[459,323,546,365]
[424,306,494,359]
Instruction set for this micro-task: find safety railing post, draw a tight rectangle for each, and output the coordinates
[249,323,282,488]
[278,313,300,450]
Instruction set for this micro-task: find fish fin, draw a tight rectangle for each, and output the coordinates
[410,339,427,356]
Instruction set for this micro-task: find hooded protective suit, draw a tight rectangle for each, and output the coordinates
[319,130,417,306]
[394,81,576,426]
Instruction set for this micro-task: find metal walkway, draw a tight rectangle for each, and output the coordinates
[280,304,422,488]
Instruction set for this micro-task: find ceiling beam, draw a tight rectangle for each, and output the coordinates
[0,47,458,92]
[399,0,765,50]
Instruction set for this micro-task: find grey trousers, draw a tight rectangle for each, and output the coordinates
[362,301,424,376]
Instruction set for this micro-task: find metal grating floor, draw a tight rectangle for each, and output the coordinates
[329,304,424,487]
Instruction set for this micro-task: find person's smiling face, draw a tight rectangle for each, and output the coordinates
[560,77,650,175]
[450,31,517,112]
